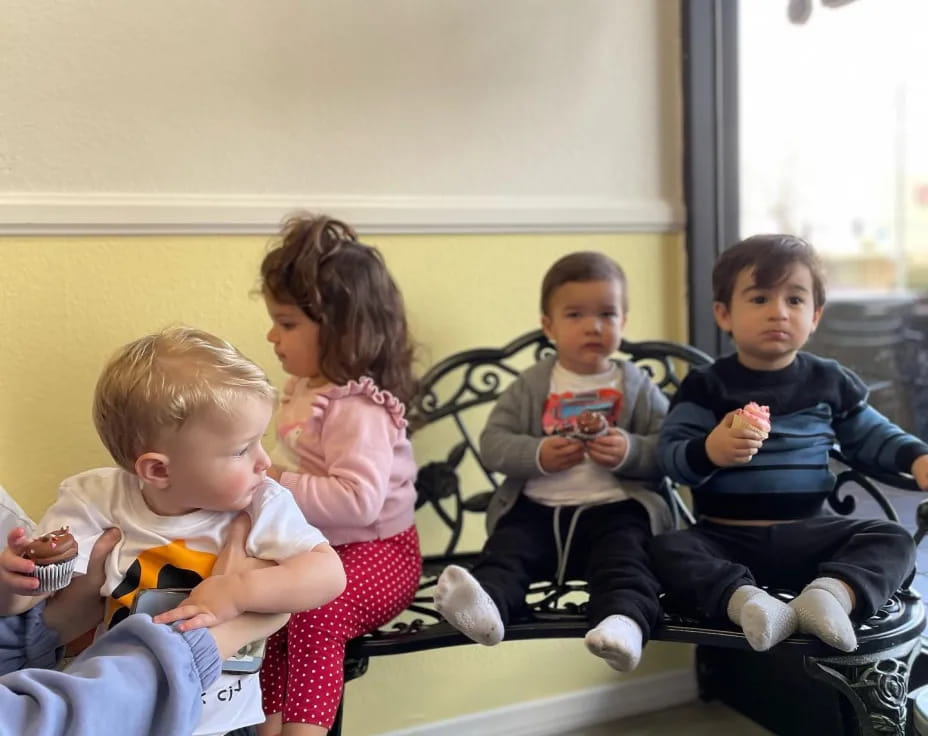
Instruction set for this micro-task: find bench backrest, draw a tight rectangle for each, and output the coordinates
[408,329,713,559]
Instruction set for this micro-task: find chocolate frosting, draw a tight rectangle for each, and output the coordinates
[576,410,607,435]
[22,527,78,565]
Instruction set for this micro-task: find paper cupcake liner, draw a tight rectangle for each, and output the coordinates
[569,427,609,442]
[556,424,609,442]
[731,413,769,439]
[32,557,77,593]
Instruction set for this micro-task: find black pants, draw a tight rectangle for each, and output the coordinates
[471,495,661,639]
[649,516,915,623]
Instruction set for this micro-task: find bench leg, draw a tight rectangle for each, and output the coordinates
[805,638,921,735]
[329,694,345,736]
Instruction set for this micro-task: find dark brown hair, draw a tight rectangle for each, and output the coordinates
[261,213,418,407]
[712,234,827,309]
[540,251,628,315]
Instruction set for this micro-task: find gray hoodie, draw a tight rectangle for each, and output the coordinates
[480,355,672,534]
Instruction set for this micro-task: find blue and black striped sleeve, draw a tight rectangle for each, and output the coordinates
[832,364,928,474]
[658,371,720,486]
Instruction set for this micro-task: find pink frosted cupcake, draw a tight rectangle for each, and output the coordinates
[731,402,771,440]
[21,527,78,593]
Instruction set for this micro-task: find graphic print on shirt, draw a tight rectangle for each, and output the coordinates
[541,388,623,436]
[279,421,305,447]
[107,540,217,628]
[276,420,312,469]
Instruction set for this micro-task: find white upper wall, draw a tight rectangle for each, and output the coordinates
[0,0,682,233]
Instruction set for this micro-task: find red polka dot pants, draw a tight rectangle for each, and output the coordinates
[260,525,421,728]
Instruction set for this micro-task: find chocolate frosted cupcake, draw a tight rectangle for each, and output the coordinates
[573,409,608,440]
[22,527,78,593]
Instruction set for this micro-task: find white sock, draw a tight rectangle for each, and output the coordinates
[585,614,643,672]
[434,565,504,646]
[727,585,798,651]
[789,577,857,652]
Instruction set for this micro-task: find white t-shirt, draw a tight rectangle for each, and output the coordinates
[37,467,328,736]
[524,362,630,507]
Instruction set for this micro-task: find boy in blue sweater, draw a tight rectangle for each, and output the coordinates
[652,234,928,653]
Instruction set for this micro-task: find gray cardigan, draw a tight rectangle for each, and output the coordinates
[479,355,672,534]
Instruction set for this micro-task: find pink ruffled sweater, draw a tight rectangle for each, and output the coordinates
[275,375,418,546]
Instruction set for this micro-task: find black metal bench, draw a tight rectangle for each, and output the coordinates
[335,329,927,736]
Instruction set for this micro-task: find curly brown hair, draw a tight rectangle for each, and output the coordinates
[261,213,418,407]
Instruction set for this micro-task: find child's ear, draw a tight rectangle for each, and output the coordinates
[712,301,732,333]
[541,314,554,342]
[810,305,824,333]
[135,452,171,489]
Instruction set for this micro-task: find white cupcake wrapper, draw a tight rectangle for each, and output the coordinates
[573,430,609,441]
[32,557,77,593]
[731,414,769,439]
[558,427,609,442]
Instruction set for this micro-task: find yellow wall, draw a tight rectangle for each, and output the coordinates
[0,230,688,733]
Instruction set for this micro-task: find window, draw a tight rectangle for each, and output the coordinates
[741,0,928,295]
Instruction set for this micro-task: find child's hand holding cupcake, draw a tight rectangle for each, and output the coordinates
[586,428,629,469]
[1,527,44,595]
[1,526,79,596]
[706,406,767,467]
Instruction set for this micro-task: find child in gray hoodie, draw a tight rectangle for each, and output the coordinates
[435,251,671,672]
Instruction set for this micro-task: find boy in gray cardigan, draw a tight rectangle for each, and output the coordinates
[434,252,671,671]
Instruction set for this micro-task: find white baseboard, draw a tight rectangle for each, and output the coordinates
[377,668,697,736]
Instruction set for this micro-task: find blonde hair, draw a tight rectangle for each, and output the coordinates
[93,326,276,471]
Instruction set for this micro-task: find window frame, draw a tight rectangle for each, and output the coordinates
[681,0,740,357]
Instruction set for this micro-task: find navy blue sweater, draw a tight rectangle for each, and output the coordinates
[658,352,928,520]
